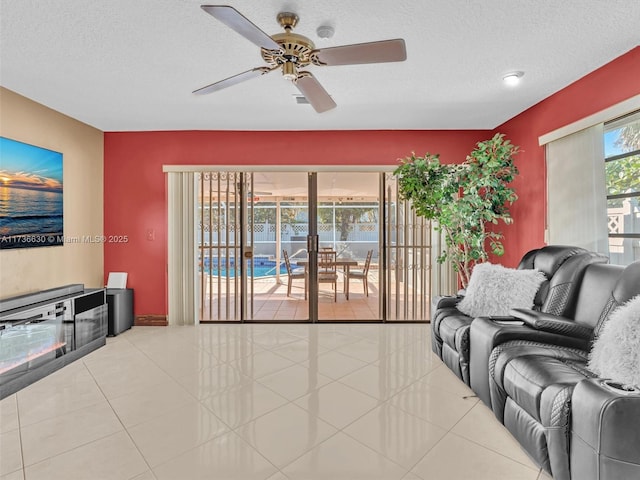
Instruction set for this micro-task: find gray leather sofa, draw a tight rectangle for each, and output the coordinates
[480,261,640,480]
[431,245,606,385]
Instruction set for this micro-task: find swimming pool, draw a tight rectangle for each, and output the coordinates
[200,258,288,278]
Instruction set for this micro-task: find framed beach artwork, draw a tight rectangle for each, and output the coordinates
[0,137,63,249]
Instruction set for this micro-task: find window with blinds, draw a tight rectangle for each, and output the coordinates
[604,111,640,265]
[545,125,608,254]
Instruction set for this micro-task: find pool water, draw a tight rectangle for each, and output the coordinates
[201,263,288,278]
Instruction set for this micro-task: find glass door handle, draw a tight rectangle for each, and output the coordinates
[307,235,318,253]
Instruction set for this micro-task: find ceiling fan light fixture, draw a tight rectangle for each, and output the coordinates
[282,61,298,80]
[503,71,524,86]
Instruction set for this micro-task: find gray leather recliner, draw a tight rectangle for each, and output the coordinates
[431,247,541,359]
[431,245,605,385]
[469,250,610,407]
[487,261,640,480]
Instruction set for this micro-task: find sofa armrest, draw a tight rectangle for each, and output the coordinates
[433,295,463,310]
[570,378,640,480]
[431,295,464,356]
[510,308,593,340]
[431,295,463,331]
[469,316,589,407]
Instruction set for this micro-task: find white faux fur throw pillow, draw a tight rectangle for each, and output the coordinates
[588,294,640,387]
[457,263,546,318]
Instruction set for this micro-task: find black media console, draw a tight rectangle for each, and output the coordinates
[0,284,107,399]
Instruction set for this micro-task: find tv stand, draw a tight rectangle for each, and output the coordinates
[0,284,107,399]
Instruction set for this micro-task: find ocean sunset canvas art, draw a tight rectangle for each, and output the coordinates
[0,137,63,249]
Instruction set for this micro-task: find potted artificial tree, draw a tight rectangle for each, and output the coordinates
[394,133,520,288]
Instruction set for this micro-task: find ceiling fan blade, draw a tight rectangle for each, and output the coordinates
[193,67,271,95]
[201,5,281,51]
[313,38,406,66]
[295,73,337,113]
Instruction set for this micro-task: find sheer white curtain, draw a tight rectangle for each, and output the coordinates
[167,172,197,325]
[545,124,609,254]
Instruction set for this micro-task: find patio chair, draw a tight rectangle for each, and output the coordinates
[318,250,338,301]
[283,249,307,299]
[346,249,373,297]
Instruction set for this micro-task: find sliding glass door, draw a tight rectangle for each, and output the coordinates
[314,172,381,321]
[197,171,252,322]
[190,168,442,323]
[382,172,433,321]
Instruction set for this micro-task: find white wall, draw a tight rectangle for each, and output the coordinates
[0,87,104,299]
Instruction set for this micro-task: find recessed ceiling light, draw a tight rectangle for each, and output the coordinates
[503,71,524,86]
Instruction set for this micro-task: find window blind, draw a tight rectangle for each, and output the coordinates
[167,171,197,325]
[545,124,609,254]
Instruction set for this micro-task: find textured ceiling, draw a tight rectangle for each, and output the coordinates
[1,0,639,131]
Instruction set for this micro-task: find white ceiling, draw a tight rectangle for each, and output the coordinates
[1,0,639,132]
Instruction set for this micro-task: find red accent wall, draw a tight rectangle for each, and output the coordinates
[104,130,488,315]
[105,47,640,316]
[491,46,640,267]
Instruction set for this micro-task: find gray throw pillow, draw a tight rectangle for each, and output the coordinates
[588,294,640,387]
[457,262,546,318]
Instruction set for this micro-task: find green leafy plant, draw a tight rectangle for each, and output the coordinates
[394,133,520,287]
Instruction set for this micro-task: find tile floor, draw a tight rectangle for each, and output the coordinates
[0,323,553,480]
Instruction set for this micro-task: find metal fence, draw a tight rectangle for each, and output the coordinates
[198,222,379,244]
[608,198,640,264]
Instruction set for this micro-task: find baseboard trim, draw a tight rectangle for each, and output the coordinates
[134,315,168,326]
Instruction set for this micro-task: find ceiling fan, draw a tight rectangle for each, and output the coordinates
[193,5,407,113]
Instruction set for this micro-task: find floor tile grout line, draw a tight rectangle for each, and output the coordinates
[111,335,217,406]
[420,362,541,471]
[272,426,409,479]
[199,388,293,432]
[93,335,268,477]
[124,397,233,462]
[339,429,427,479]
[446,430,542,473]
[434,383,542,470]
[81,353,156,475]
[448,417,543,472]
[389,392,480,477]
[82,344,182,402]
[12,364,107,429]
[15,361,120,470]
[222,362,408,474]
[243,421,344,477]
[18,403,129,467]
[14,391,26,480]
[146,428,259,477]
[21,429,144,475]
[332,371,462,476]
[148,428,281,480]
[90,334,263,471]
